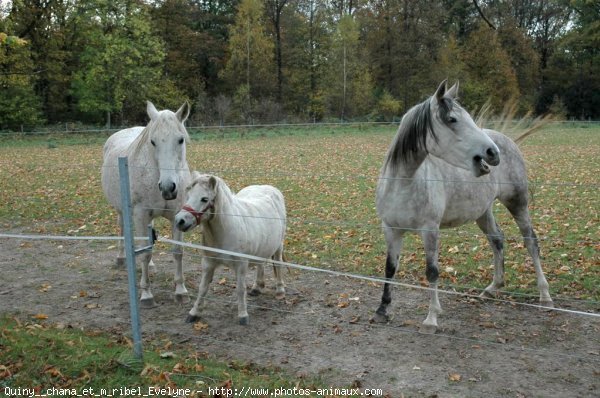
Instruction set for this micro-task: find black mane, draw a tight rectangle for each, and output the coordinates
[384,95,454,172]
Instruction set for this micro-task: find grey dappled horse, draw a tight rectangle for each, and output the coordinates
[374,81,553,333]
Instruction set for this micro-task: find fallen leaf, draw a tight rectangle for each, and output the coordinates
[38,283,51,292]
[172,362,187,373]
[32,313,48,320]
[337,301,349,308]
[194,363,205,372]
[449,373,462,382]
[193,322,209,332]
[160,351,176,359]
[43,365,64,378]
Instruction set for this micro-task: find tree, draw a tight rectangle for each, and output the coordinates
[325,12,374,120]
[5,0,78,123]
[265,0,289,102]
[497,22,540,112]
[71,0,184,126]
[221,0,275,103]
[289,0,329,120]
[460,22,520,111]
[540,0,600,118]
[0,33,44,129]
[362,0,447,110]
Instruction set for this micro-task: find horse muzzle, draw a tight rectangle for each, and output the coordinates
[472,145,500,177]
[175,213,193,232]
[158,181,178,200]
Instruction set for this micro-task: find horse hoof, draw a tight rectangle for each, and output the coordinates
[239,316,249,326]
[419,323,437,335]
[371,312,391,324]
[186,314,200,323]
[275,292,285,300]
[140,298,157,309]
[248,289,261,297]
[479,290,495,299]
[539,300,554,309]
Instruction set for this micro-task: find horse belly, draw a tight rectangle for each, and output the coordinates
[440,189,495,228]
[236,189,286,257]
[100,127,148,210]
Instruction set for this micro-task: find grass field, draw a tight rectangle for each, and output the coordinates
[0,316,325,396]
[0,122,598,302]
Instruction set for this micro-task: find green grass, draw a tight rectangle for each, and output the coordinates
[0,316,326,397]
[0,123,598,302]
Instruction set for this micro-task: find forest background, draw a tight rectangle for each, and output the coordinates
[0,0,598,130]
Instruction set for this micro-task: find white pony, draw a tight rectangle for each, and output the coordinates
[101,101,192,307]
[174,172,287,325]
[374,81,552,333]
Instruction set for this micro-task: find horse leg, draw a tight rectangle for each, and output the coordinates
[507,203,553,307]
[171,224,189,304]
[148,220,157,274]
[373,225,404,323]
[236,260,250,325]
[186,258,217,323]
[272,245,286,299]
[421,229,442,334]
[249,262,265,296]
[116,212,125,267]
[476,208,505,298]
[135,210,156,308]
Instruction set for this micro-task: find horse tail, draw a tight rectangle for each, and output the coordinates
[475,98,553,145]
[513,113,553,144]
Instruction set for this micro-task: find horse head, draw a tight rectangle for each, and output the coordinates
[427,80,500,177]
[175,172,217,232]
[145,101,190,200]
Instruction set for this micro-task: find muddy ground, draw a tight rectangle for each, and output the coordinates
[0,236,598,397]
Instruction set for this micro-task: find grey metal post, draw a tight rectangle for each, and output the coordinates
[118,156,143,360]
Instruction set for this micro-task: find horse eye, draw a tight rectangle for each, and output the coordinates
[151,140,156,146]
[448,117,457,124]
[200,197,208,203]
[178,137,184,145]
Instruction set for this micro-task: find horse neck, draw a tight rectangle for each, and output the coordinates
[201,179,237,244]
[129,128,155,166]
[384,148,429,179]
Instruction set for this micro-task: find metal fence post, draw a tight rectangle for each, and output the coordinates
[118,156,143,361]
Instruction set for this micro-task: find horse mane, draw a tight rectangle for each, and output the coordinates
[130,111,190,156]
[384,96,453,172]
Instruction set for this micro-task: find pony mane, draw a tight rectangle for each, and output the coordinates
[384,96,454,172]
[131,111,190,156]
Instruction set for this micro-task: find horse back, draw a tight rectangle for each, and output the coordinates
[103,127,144,158]
[236,185,286,219]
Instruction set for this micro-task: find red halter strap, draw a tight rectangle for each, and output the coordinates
[182,202,213,225]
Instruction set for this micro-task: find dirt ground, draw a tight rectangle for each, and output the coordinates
[1,236,598,397]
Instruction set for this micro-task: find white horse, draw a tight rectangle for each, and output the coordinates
[174,172,287,325]
[101,101,192,307]
[374,80,553,333]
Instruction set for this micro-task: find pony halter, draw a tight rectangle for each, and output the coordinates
[181,202,214,225]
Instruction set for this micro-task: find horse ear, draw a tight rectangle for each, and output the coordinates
[176,101,190,123]
[147,101,160,121]
[208,175,217,190]
[435,79,448,101]
[446,81,459,99]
